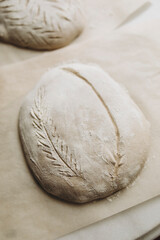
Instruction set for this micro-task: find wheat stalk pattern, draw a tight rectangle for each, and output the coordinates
[30,86,83,178]
[62,67,124,178]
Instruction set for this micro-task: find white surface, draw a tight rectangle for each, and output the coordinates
[59,196,160,240]
[58,1,160,239]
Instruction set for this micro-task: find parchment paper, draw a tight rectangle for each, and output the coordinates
[0,32,160,240]
[1,0,160,239]
[0,0,148,67]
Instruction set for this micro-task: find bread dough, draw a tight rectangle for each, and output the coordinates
[18,63,150,203]
[0,0,84,50]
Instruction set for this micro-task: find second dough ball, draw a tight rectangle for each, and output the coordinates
[0,0,84,50]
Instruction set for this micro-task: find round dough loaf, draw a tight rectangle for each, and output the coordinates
[19,63,150,203]
[0,0,84,50]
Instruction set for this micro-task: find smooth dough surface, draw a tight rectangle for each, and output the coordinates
[19,63,150,203]
[0,0,84,50]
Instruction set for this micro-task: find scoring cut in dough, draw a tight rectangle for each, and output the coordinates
[0,0,84,50]
[19,63,150,203]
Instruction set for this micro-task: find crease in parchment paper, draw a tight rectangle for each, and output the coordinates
[116,1,151,29]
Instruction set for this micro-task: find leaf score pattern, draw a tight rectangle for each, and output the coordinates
[30,86,83,178]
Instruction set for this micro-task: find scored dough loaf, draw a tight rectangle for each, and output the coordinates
[0,0,84,50]
[18,63,150,203]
